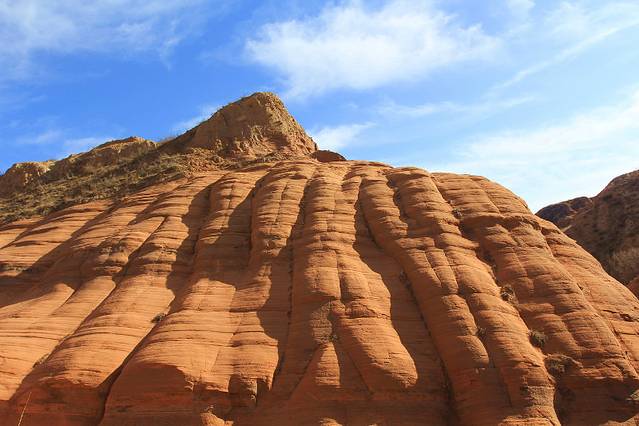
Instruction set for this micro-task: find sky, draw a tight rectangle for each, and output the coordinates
[0,0,638,211]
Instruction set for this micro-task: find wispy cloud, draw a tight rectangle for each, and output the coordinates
[493,1,639,92]
[377,95,536,118]
[15,129,112,157]
[506,0,535,21]
[171,104,220,134]
[310,122,375,151]
[429,89,639,210]
[246,0,500,99]
[0,0,217,81]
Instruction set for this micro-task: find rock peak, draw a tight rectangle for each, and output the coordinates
[167,92,317,159]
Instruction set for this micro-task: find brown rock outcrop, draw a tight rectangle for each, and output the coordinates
[311,150,346,163]
[0,161,55,197]
[1,93,638,425]
[46,136,157,180]
[0,93,317,224]
[538,170,639,285]
[1,160,638,425]
[536,196,593,230]
[163,92,317,159]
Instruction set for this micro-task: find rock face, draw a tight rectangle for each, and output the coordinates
[538,170,639,286]
[0,161,55,197]
[2,163,639,426]
[47,136,157,180]
[536,197,593,230]
[164,92,317,159]
[0,93,318,224]
[1,94,639,425]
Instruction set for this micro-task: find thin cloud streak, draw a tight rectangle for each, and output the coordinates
[377,95,536,118]
[0,0,216,81]
[492,1,639,92]
[427,89,639,210]
[310,122,375,151]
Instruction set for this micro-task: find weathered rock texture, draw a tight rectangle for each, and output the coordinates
[1,161,639,425]
[0,93,317,224]
[536,197,593,230]
[1,93,639,425]
[163,92,317,159]
[0,161,55,197]
[538,170,639,286]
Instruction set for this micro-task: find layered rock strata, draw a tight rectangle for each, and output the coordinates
[1,161,638,425]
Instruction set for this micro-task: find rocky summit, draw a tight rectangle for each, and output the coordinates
[1,93,639,426]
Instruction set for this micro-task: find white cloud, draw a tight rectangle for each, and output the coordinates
[310,122,374,151]
[378,95,536,118]
[245,0,500,99]
[15,129,112,157]
[429,90,639,210]
[22,129,65,145]
[171,104,220,134]
[506,0,535,20]
[0,0,213,80]
[494,2,639,92]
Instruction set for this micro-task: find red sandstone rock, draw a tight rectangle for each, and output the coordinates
[1,94,638,425]
[311,150,346,162]
[1,162,638,425]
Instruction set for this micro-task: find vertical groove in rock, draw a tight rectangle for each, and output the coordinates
[222,161,317,417]
[2,176,215,425]
[435,172,639,425]
[2,159,639,425]
[543,223,639,365]
[255,163,321,405]
[357,166,548,425]
[0,200,115,309]
[97,169,269,425]
[430,172,560,424]
[0,188,178,415]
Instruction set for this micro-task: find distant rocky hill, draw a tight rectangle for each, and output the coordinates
[0,92,336,224]
[1,93,638,425]
[538,170,639,289]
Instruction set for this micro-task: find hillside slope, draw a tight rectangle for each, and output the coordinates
[0,92,320,224]
[538,170,639,287]
[0,94,638,425]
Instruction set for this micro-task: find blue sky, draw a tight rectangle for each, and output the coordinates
[1,0,638,210]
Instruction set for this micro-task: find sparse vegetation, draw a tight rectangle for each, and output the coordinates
[545,354,574,376]
[500,285,515,302]
[476,326,486,338]
[529,329,547,348]
[152,313,166,323]
[399,270,410,286]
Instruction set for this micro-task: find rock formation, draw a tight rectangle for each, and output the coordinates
[0,93,315,225]
[538,170,639,286]
[536,197,593,230]
[1,93,639,425]
[0,161,55,197]
[163,92,317,158]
